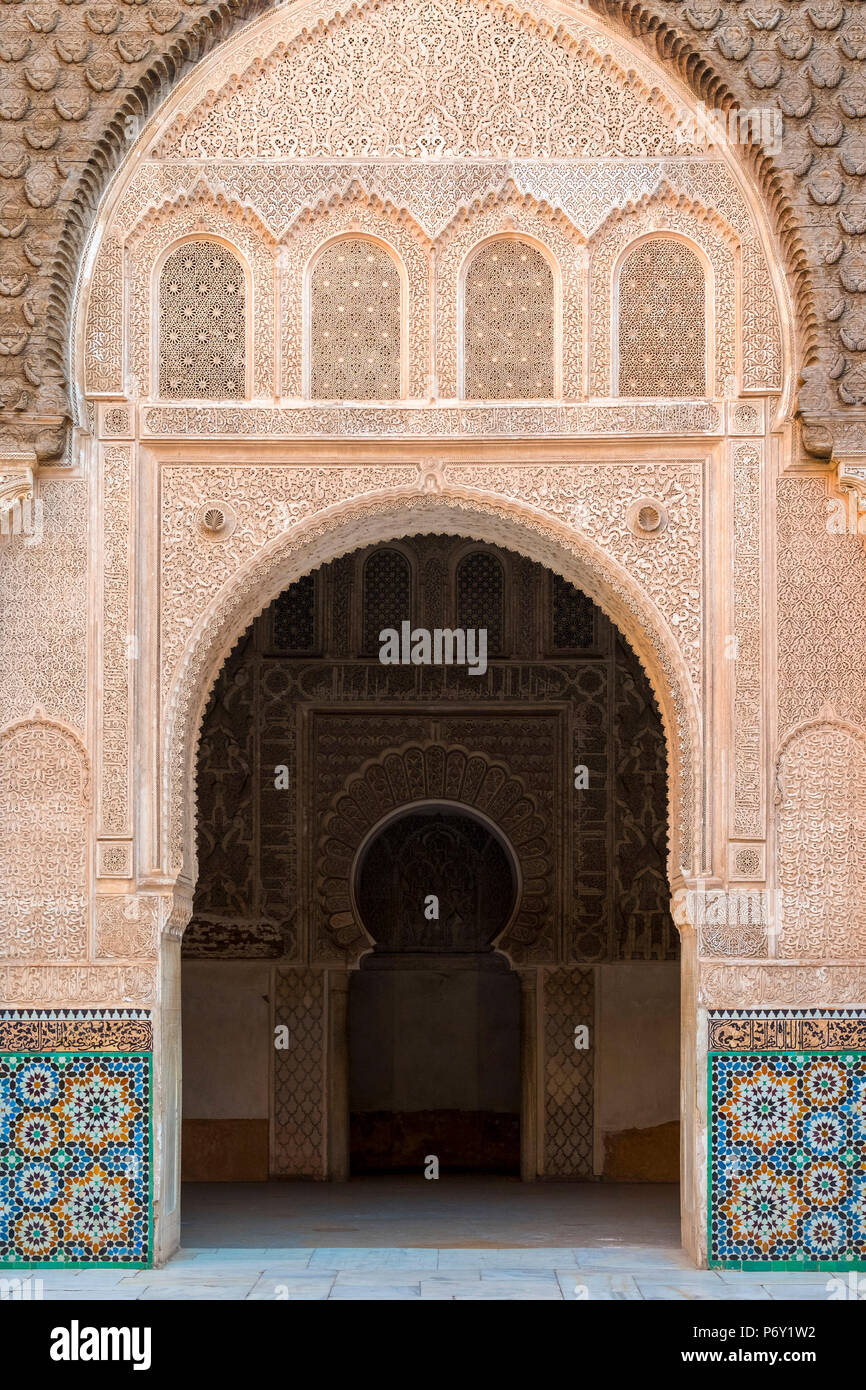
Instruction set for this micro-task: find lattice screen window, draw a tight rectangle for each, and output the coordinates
[617,239,706,397]
[272,574,317,652]
[310,238,402,400]
[362,549,412,653]
[456,551,505,655]
[552,574,595,650]
[158,241,246,399]
[463,239,555,399]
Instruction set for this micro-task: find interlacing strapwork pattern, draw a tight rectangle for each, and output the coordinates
[552,575,595,650]
[618,239,706,398]
[456,552,504,655]
[272,575,317,653]
[362,549,411,653]
[543,968,594,1176]
[310,239,402,400]
[158,241,246,400]
[272,969,325,1177]
[463,240,554,399]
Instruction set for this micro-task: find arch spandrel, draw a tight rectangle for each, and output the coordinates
[74,0,793,423]
[161,486,702,900]
[150,0,703,162]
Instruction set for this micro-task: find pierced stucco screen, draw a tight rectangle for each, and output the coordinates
[456,551,505,654]
[158,240,246,399]
[462,239,555,399]
[617,239,706,398]
[310,238,402,400]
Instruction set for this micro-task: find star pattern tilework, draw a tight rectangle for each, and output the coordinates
[0,1052,151,1268]
[710,1052,866,1271]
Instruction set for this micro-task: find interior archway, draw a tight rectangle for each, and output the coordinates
[179,533,681,1248]
[351,803,521,1174]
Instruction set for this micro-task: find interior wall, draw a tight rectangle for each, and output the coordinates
[349,964,521,1173]
[182,961,271,1180]
[184,538,678,1183]
[595,962,680,1181]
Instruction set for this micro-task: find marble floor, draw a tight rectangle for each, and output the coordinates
[16,1247,844,1301]
[5,1183,851,1299]
[181,1176,682,1247]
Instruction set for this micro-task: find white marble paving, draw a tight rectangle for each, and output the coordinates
[4,1247,850,1300]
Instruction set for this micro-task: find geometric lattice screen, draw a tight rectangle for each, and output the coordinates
[456,551,505,654]
[463,238,555,399]
[158,240,246,399]
[310,237,402,400]
[617,238,706,398]
[362,548,412,653]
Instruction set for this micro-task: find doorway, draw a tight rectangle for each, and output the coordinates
[349,805,521,1174]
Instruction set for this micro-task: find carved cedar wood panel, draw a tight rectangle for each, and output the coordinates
[187,539,675,967]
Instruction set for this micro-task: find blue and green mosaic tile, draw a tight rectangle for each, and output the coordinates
[709,1051,866,1271]
[0,1051,151,1269]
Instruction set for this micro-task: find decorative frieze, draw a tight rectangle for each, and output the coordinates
[99,445,133,839]
[142,402,723,439]
[700,966,866,1008]
[731,444,763,840]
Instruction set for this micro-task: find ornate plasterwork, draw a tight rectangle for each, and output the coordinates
[6,0,855,461]
[776,717,866,961]
[741,236,782,393]
[100,446,133,839]
[161,488,700,893]
[776,477,866,735]
[618,236,706,397]
[0,481,88,732]
[700,966,866,1009]
[317,742,555,964]
[95,896,160,961]
[0,966,157,1008]
[0,715,90,962]
[279,186,432,399]
[153,0,697,162]
[588,187,738,398]
[85,235,124,397]
[141,402,722,438]
[731,444,763,841]
[159,464,419,696]
[106,158,756,246]
[125,188,276,400]
[435,185,585,398]
[442,462,703,686]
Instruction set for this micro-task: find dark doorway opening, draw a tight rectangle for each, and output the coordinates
[349,806,520,1173]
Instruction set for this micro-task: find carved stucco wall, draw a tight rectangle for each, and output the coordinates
[2,0,866,463]
[776,718,866,960]
[0,0,865,1274]
[0,0,862,1011]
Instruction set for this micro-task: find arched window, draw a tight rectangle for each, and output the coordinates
[456,551,505,655]
[310,238,402,399]
[551,574,595,650]
[617,238,706,397]
[362,548,412,653]
[462,238,555,399]
[271,574,317,653]
[158,240,246,399]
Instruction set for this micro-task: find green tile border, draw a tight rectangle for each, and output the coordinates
[707,1050,866,1272]
[0,1051,153,1271]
